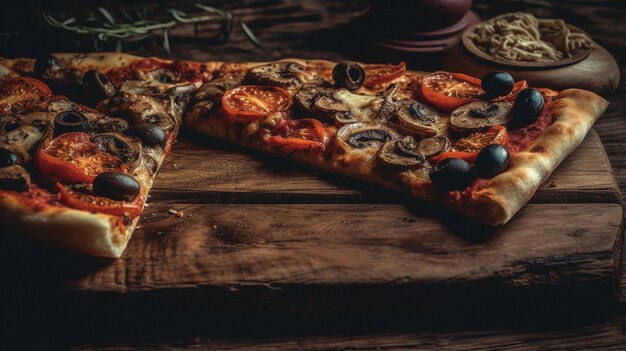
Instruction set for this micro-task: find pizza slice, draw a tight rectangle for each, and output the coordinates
[0,54,205,257]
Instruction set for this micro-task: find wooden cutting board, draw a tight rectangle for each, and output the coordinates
[2,129,624,318]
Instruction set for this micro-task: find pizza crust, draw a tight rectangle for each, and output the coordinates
[0,193,135,257]
[464,89,609,225]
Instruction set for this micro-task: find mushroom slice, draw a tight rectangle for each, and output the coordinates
[0,165,30,191]
[377,136,426,170]
[395,100,440,137]
[336,122,400,151]
[293,84,336,116]
[417,135,451,157]
[375,83,398,121]
[449,101,512,134]
[244,62,320,89]
[91,133,143,171]
[89,114,130,134]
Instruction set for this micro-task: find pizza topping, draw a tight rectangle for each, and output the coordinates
[0,148,22,168]
[449,101,512,134]
[363,62,406,88]
[91,133,142,171]
[267,118,328,152]
[222,85,291,122]
[377,136,426,170]
[375,84,399,121]
[337,122,400,150]
[92,171,141,202]
[509,88,545,129]
[56,182,142,217]
[33,54,60,77]
[244,62,319,89]
[432,126,510,163]
[2,124,46,162]
[106,59,212,86]
[395,100,440,137]
[0,77,52,114]
[421,72,483,112]
[0,164,31,191]
[36,132,126,185]
[481,72,515,99]
[430,158,472,191]
[124,123,167,148]
[293,84,335,117]
[473,144,510,179]
[332,62,365,90]
[53,110,91,136]
[418,135,451,157]
[82,69,117,101]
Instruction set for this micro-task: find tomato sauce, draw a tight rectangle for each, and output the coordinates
[0,185,62,211]
[106,58,213,87]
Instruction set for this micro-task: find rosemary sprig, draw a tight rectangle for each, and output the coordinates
[41,4,264,53]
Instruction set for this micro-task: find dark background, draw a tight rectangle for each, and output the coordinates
[1,0,626,349]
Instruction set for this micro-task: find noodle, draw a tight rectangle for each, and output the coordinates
[468,12,594,62]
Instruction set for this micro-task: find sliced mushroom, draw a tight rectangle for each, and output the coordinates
[0,117,20,135]
[91,133,143,171]
[294,84,336,116]
[336,122,400,151]
[191,75,243,115]
[417,135,451,157]
[2,125,46,162]
[449,101,513,134]
[244,62,321,89]
[375,83,398,121]
[88,114,130,134]
[377,136,427,170]
[0,165,30,191]
[395,100,440,137]
[47,100,80,113]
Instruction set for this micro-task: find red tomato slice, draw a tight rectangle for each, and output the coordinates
[421,72,483,112]
[267,118,328,152]
[0,77,52,114]
[36,132,126,185]
[363,62,406,88]
[222,85,292,123]
[432,126,510,163]
[55,183,143,217]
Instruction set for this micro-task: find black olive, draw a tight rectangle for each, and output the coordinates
[510,88,544,129]
[92,171,141,202]
[0,148,21,168]
[332,62,365,90]
[429,158,472,191]
[481,71,514,99]
[124,123,167,148]
[54,110,91,136]
[83,69,116,100]
[473,144,510,179]
[33,54,59,77]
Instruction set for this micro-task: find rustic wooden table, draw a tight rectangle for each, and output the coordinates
[2,0,626,349]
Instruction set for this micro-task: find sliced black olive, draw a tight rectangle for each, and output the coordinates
[337,122,400,150]
[450,101,512,134]
[83,69,116,100]
[33,54,59,77]
[473,144,510,179]
[430,158,472,191]
[92,171,141,202]
[0,148,21,168]
[244,62,318,88]
[91,133,142,171]
[395,100,439,137]
[0,165,30,191]
[510,88,544,129]
[1,118,20,134]
[481,72,514,99]
[418,135,451,157]
[53,110,91,136]
[124,123,167,148]
[377,136,426,170]
[332,62,365,90]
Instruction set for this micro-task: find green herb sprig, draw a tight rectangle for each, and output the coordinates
[41,4,263,53]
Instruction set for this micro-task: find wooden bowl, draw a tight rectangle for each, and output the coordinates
[443,34,620,96]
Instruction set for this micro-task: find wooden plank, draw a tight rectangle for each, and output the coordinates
[64,201,621,292]
[150,130,621,205]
